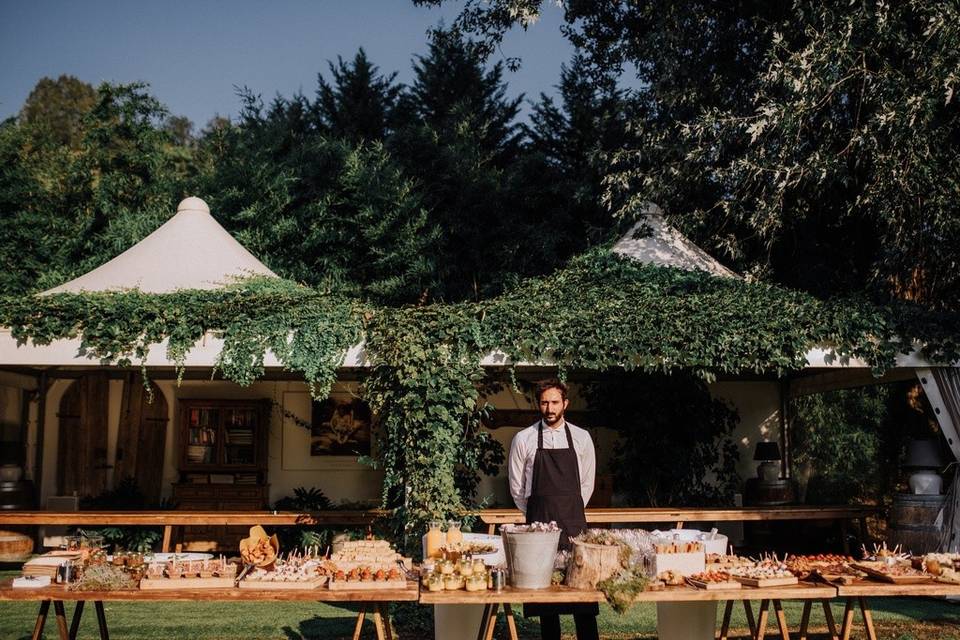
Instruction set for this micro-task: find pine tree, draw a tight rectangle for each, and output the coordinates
[528,53,632,244]
[315,48,402,143]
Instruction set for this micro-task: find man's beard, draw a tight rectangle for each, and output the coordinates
[542,411,563,426]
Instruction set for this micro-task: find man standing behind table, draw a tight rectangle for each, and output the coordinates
[508,379,599,640]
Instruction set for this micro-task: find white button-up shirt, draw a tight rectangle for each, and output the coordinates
[507,420,596,514]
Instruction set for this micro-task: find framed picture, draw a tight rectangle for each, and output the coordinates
[310,397,371,456]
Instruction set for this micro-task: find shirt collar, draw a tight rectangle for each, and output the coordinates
[540,418,566,432]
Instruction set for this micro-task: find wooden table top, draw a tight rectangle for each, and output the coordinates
[0,510,385,526]
[835,580,960,598]
[419,582,837,604]
[0,580,420,602]
[0,505,877,527]
[420,585,605,604]
[480,506,879,525]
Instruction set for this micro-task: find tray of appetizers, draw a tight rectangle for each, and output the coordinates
[686,571,742,590]
[327,565,407,590]
[140,558,238,590]
[850,561,933,585]
[727,558,798,587]
[785,554,862,584]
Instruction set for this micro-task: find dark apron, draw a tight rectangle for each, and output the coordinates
[524,421,599,618]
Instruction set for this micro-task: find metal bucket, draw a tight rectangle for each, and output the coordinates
[501,529,559,589]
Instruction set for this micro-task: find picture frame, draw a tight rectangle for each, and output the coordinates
[310,397,371,456]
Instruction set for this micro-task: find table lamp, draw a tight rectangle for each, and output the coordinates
[903,438,945,495]
[753,441,782,483]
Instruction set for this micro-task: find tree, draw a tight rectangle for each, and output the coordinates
[315,48,402,143]
[0,82,193,294]
[528,52,633,245]
[425,0,960,310]
[389,28,530,300]
[195,90,440,304]
[399,28,523,162]
[162,115,195,147]
[19,75,97,148]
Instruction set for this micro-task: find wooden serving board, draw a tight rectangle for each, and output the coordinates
[685,578,742,591]
[817,572,859,585]
[238,577,327,590]
[851,563,933,585]
[328,579,408,591]
[140,577,236,590]
[732,575,798,588]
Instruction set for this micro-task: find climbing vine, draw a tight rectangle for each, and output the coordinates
[2,252,957,549]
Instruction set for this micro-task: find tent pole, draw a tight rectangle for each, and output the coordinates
[779,379,791,479]
[33,371,48,506]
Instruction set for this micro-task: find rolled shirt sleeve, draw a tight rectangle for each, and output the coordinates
[508,431,528,514]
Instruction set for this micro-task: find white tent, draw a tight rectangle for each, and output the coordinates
[612,204,739,279]
[44,197,276,294]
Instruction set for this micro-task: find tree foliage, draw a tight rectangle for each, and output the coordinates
[19,74,97,148]
[588,373,741,507]
[427,0,960,309]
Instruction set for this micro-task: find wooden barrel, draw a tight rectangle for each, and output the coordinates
[888,493,946,554]
[0,480,36,510]
[0,530,33,562]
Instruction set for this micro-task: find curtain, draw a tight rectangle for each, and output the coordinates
[917,368,960,551]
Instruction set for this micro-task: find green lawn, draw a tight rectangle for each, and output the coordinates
[1,571,958,639]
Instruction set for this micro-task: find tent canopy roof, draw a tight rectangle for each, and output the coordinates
[612,205,738,279]
[43,197,276,294]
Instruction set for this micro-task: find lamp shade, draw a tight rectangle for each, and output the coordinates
[753,441,782,462]
[903,438,945,470]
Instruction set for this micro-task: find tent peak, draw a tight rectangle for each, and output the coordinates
[177,196,210,215]
[613,204,739,279]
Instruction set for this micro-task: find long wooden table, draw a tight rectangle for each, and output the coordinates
[0,506,878,553]
[0,579,418,640]
[480,506,877,554]
[4,577,959,640]
[0,510,385,552]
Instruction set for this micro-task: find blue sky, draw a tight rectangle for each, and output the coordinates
[0,1,587,128]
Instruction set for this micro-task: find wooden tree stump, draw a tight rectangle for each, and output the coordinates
[565,540,624,589]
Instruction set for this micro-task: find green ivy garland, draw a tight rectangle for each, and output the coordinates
[2,252,957,552]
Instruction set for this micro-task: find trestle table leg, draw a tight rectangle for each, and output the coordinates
[743,600,757,638]
[483,603,501,640]
[718,600,733,640]
[755,599,770,640]
[858,597,877,640]
[772,600,790,640]
[371,604,388,640]
[503,603,519,640]
[475,603,492,640]
[69,600,85,640]
[820,599,838,640]
[54,601,70,640]
[30,600,50,640]
[95,601,109,640]
[839,598,854,640]
[797,601,811,640]
[352,604,367,640]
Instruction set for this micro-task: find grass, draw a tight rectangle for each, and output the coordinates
[1,571,959,639]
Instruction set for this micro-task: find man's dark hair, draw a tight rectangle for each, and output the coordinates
[536,378,568,401]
